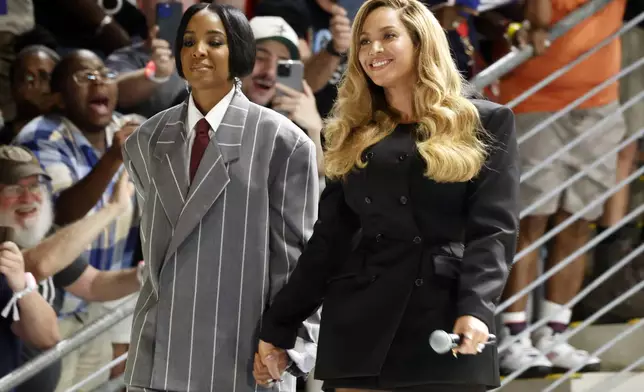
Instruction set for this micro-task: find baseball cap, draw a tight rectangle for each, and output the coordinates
[250,16,300,60]
[0,145,50,185]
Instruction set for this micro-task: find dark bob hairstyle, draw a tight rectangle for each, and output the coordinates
[174,3,256,80]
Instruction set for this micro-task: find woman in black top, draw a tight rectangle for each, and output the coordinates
[256,0,519,391]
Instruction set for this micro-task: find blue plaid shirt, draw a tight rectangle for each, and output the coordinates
[14,114,141,315]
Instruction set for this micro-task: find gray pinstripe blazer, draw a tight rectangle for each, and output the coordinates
[122,88,320,392]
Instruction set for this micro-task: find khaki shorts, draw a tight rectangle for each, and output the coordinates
[620,27,644,142]
[517,102,627,221]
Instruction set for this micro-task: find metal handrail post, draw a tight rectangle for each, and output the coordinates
[498,243,644,353]
[507,11,644,109]
[68,353,128,392]
[585,354,644,392]
[0,298,136,392]
[542,318,644,392]
[512,166,644,264]
[517,57,644,145]
[498,203,644,314]
[520,95,644,185]
[499,277,644,387]
[471,0,615,90]
[521,127,644,218]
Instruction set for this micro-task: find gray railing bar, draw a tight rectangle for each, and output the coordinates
[511,165,644,265]
[0,298,136,392]
[498,202,644,313]
[521,127,644,218]
[584,353,644,392]
[90,374,126,392]
[471,0,615,89]
[498,272,644,387]
[542,318,644,392]
[67,352,128,392]
[498,243,644,352]
[507,10,644,109]
[520,93,644,185]
[517,55,644,145]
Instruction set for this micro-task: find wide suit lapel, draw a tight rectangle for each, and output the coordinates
[159,90,249,264]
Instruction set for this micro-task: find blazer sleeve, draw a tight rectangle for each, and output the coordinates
[261,174,361,350]
[122,127,149,212]
[457,105,520,330]
[264,136,320,373]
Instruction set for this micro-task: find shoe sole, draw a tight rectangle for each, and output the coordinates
[501,365,553,379]
[552,362,601,374]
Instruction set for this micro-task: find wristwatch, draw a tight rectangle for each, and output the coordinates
[325,40,347,58]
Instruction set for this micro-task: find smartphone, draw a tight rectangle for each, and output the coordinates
[275,60,305,116]
[276,60,304,93]
[156,2,184,51]
[336,0,364,23]
[0,226,15,243]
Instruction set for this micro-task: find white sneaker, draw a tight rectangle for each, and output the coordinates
[533,326,601,373]
[499,327,553,378]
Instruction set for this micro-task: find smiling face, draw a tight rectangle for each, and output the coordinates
[357,6,416,89]
[180,9,231,91]
[243,39,291,106]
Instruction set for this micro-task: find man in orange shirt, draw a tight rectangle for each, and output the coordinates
[497,0,627,378]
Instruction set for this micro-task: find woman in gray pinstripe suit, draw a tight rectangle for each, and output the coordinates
[122,3,320,392]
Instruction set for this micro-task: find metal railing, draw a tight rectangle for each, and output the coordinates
[0,298,136,392]
[471,0,617,90]
[487,1,644,390]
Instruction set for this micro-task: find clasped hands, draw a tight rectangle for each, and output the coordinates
[254,340,289,388]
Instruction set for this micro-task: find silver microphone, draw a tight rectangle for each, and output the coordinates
[429,330,497,354]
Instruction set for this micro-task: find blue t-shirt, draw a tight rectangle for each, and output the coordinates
[0,275,20,386]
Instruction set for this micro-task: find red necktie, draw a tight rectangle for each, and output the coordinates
[190,118,210,182]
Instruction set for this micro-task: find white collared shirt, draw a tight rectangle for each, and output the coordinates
[185,85,236,162]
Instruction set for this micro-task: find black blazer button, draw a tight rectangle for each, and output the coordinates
[365,196,372,204]
[375,233,383,242]
[413,236,422,244]
[398,153,407,161]
[371,275,378,283]
[366,151,374,160]
[399,196,408,205]
[415,278,424,286]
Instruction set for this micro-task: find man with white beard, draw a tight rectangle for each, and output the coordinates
[0,145,143,392]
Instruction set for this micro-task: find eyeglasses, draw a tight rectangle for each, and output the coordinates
[72,68,118,85]
[0,182,45,198]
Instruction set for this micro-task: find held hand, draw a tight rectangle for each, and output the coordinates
[329,4,351,54]
[257,340,289,385]
[147,25,175,79]
[452,315,489,355]
[0,242,26,293]
[108,171,135,212]
[273,82,323,133]
[108,121,140,162]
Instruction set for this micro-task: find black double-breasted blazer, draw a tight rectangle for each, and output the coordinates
[260,100,520,389]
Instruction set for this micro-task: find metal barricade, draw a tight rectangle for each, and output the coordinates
[0,298,136,392]
[477,0,644,390]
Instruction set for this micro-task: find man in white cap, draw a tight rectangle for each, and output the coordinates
[243,16,325,176]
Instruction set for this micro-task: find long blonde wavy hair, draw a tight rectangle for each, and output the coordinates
[324,0,487,182]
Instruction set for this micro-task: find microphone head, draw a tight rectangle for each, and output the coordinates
[429,330,454,354]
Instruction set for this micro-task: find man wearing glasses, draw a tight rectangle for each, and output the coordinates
[14,49,143,391]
